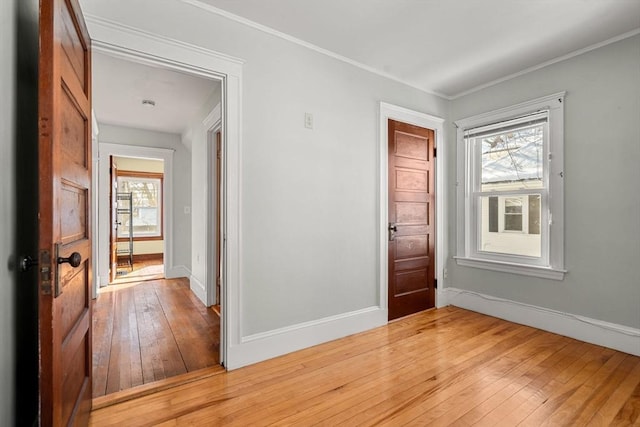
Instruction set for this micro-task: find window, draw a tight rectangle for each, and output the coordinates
[455,93,566,280]
[117,171,163,239]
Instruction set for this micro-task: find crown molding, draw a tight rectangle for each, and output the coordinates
[450,28,640,100]
[178,0,450,100]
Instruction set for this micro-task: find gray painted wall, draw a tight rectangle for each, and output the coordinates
[79,0,449,335]
[98,124,193,271]
[449,35,640,329]
[0,0,16,423]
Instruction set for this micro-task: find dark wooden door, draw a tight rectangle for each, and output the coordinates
[387,119,435,320]
[110,156,118,283]
[215,131,222,306]
[38,0,93,424]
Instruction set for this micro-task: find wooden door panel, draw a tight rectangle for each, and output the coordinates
[394,131,429,160]
[59,264,89,337]
[395,202,428,224]
[388,119,435,320]
[61,334,90,423]
[395,169,428,190]
[395,269,429,295]
[395,235,428,259]
[60,184,88,243]
[60,90,89,166]
[39,0,92,424]
[56,7,88,93]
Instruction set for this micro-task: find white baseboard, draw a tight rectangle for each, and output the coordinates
[188,273,207,306]
[225,306,388,370]
[166,265,191,279]
[442,287,640,356]
[98,274,108,288]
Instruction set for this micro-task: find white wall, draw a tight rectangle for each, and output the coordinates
[80,0,449,338]
[449,35,640,329]
[183,85,221,306]
[99,125,192,270]
[0,0,16,423]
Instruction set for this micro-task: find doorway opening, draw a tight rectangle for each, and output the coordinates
[109,155,165,285]
[91,49,225,399]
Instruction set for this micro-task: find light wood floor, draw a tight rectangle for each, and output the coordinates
[111,256,165,285]
[89,306,640,426]
[92,277,221,398]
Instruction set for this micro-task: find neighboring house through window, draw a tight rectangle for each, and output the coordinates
[455,93,566,280]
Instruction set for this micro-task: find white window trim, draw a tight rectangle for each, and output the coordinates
[454,92,567,280]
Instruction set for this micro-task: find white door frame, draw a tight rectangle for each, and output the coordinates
[378,102,447,313]
[86,16,244,368]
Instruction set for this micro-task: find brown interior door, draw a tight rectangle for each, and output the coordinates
[110,156,118,283]
[215,131,222,306]
[388,119,435,320]
[38,0,93,424]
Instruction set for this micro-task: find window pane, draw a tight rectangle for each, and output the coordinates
[504,214,523,231]
[479,196,541,258]
[480,124,544,192]
[117,176,162,237]
[504,197,523,231]
[488,196,498,232]
[528,194,541,235]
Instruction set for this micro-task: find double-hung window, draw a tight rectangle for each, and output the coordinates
[117,172,163,239]
[455,93,566,280]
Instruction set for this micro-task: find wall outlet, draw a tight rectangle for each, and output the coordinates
[304,112,313,129]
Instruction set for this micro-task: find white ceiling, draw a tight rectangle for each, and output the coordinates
[195,0,640,98]
[92,52,219,134]
[91,1,639,130]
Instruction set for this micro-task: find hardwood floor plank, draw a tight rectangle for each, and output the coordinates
[270,312,509,426]
[541,351,627,426]
[102,287,143,395]
[92,291,115,397]
[371,326,543,426]
[93,276,221,398]
[136,280,187,381]
[431,331,570,426]
[515,345,615,426]
[153,281,218,372]
[586,357,640,425]
[89,308,640,427]
[612,379,640,425]
[472,338,587,426]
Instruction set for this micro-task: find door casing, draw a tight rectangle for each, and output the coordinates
[378,102,446,316]
[86,18,243,368]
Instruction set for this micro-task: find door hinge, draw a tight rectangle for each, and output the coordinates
[434,279,438,289]
[433,147,437,158]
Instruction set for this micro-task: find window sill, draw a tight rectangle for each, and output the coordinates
[454,256,566,281]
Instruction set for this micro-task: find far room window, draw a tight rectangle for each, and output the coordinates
[455,93,566,280]
[117,172,163,239]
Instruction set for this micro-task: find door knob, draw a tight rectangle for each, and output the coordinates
[388,223,398,241]
[20,255,38,272]
[57,252,82,268]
